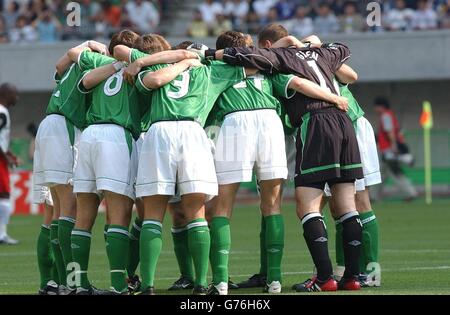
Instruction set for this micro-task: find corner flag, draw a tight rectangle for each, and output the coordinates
[420,101,433,204]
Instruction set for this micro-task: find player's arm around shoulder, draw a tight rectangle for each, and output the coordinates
[288,76,349,112]
[81,61,126,91]
[139,59,202,90]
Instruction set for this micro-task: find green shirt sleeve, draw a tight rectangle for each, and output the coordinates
[130,49,149,63]
[271,74,296,99]
[78,50,115,71]
[76,70,93,94]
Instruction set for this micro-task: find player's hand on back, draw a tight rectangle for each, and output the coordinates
[88,41,109,56]
[187,43,209,62]
[334,96,349,112]
[123,61,143,85]
[184,58,202,69]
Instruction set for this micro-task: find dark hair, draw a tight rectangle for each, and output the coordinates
[216,31,247,49]
[108,29,140,55]
[134,34,163,54]
[374,97,390,109]
[257,23,288,44]
[172,40,194,50]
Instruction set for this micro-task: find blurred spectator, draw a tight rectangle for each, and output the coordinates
[198,0,223,26]
[79,0,102,38]
[384,0,415,31]
[188,9,209,38]
[32,7,62,43]
[224,0,249,30]
[274,0,295,20]
[126,0,160,33]
[339,1,365,33]
[314,2,339,35]
[9,15,37,42]
[3,1,20,31]
[267,7,280,24]
[101,0,122,29]
[439,0,450,28]
[0,15,7,43]
[284,6,314,38]
[412,0,438,30]
[212,13,233,36]
[252,0,277,22]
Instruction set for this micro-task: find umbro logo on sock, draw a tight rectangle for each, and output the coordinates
[314,237,328,242]
[149,229,161,234]
[348,240,362,246]
[71,243,80,249]
[219,250,229,255]
[51,239,59,245]
[267,248,280,253]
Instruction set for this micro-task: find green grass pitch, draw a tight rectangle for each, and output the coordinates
[1,199,450,295]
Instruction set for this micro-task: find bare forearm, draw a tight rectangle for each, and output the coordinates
[290,77,338,104]
[143,61,192,89]
[273,36,304,48]
[336,64,358,84]
[55,53,73,77]
[83,62,124,89]
[137,50,197,68]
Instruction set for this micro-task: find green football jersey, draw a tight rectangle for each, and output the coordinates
[215,73,295,122]
[136,60,246,127]
[339,83,365,122]
[130,49,153,133]
[45,64,90,130]
[79,50,143,139]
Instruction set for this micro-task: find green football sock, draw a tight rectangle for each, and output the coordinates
[37,225,54,289]
[335,220,344,267]
[50,220,66,286]
[265,214,284,284]
[360,210,379,272]
[187,219,210,287]
[140,220,162,289]
[127,218,142,278]
[58,217,75,287]
[210,217,230,285]
[172,226,194,280]
[259,215,267,276]
[103,224,110,243]
[71,229,92,289]
[106,225,130,293]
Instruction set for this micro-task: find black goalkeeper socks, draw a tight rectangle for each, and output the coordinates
[302,213,333,282]
[339,211,363,279]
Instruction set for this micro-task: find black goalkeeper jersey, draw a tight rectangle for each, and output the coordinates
[222,43,351,128]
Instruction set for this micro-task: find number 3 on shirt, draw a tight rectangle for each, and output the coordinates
[104,69,124,96]
[168,71,190,99]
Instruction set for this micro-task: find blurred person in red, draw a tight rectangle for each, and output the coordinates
[374,97,417,201]
[0,83,20,245]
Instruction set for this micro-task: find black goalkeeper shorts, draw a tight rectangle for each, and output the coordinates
[294,107,364,188]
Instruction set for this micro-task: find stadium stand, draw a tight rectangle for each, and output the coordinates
[1,0,450,41]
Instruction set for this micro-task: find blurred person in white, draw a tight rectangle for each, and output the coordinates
[339,1,365,33]
[0,83,19,245]
[125,0,160,33]
[223,0,249,29]
[3,1,21,31]
[9,15,37,42]
[0,15,8,43]
[314,2,339,35]
[284,5,314,38]
[198,0,223,27]
[32,7,62,43]
[252,0,277,22]
[384,0,415,31]
[412,0,438,30]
